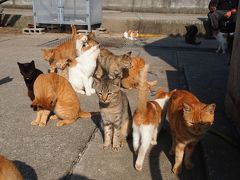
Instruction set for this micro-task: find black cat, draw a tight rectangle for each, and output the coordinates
[185,25,201,45]
[17,60,43,101]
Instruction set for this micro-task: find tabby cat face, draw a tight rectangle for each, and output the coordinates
[17,60,36,79]
[93,76,121,104]
[120,51,132,69]
[182,102,215,133]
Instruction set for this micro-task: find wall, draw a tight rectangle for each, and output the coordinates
[225,3,240,129]
[2,0,209,14]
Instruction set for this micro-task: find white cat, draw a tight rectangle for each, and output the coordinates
[214,31,227,54]
[68,37,100,96]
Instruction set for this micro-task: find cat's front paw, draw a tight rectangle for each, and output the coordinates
[39,122,47,127]
[135,163,143,171]
[50,115,58,121]
[76,90,86,95]
[103,145,110,150]
[172,165,182,174]
[90,88,96,94]
[151,140,157,145]
[31,120,39,126]
[85,91,92,96]
[112,146,120,152]
[56,121,65,127]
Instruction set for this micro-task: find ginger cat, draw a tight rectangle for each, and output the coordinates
[0,155,23,180]
[41,25,77,79]
[31,73,90,127]
[121,56,145,89]
[133,64,168,171]
[167,89,216,174]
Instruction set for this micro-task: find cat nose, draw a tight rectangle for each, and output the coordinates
[102,96,108,102]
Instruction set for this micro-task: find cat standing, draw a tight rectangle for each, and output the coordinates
[93,76,132,151]
[133,64,169,171]
[167,89,215,174]
[95,48,132,79]
[17,60,43,101]
[68,38,100,96]
[213,31,227,54]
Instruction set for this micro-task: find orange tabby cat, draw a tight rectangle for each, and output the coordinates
[121,56,145,89]
[31,73,91,127]
[41,25,77,79]
[0,155,23,180]
[167,90,216,174]
[133,64,164,171]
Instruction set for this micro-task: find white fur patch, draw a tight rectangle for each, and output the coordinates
[155,95,169,109]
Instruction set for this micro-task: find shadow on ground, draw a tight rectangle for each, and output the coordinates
[13,160,38,180]
[0,76,13,85]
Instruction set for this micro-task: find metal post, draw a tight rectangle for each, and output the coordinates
[32,0,37,30]
[86,0,91,32]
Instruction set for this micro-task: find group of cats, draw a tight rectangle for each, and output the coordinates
[15,25,216,176]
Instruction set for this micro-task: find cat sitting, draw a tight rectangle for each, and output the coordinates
[121,56,145,89]
[185,25,201,45]
[17,60,43,101]
[31,73,91,127]
[41,25,77,79]
[167,89,215,174]
[213,30,227,54]
[93,75,132,152]
[95,48,132,79]
[68,37,100,96]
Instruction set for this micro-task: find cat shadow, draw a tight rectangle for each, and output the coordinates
[59,173,93,180]
[90,112,104,137]
[0,76,13,85]
[0,13,21,27]
[13,160,38,180]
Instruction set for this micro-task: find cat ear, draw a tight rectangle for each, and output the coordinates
[17,62,22,66]
[183,102,192,112]
[126,51,132,56]
[203,103,216,114]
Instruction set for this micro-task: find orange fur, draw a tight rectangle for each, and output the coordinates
[31,73,90,127]
[167,89,216,174]
[121,56,145,89]
[41,25,77,79]
[0,155,23,180]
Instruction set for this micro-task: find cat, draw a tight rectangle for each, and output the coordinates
[68,38,100,96]
[93,75,132,152]
[121,56,145,89]
[213,30,227,54]
[123,30,139,40]
[133,64,168,171]
[0,155,23,180]
[95,48,132,79]
[31,73,91,127]
[185,25,201,45]
[167,89,216,174]
[41,25,77,79]
[17,60,43,101]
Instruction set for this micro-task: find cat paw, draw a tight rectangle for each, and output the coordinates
[112,146,120,152]
[39,122,47,127]
[31,120,39,126]
[90,89,96,94]
[103,145,110,150]
[76,90,85,94]
[185,162,194,170]
[135,163,143,171]
[50,115,58,121]
[151,140,157,145]
[172,165,182,174]
[85,92,92,96]
[56,121,64,127]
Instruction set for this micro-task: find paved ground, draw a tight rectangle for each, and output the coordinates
[0,30,240,180]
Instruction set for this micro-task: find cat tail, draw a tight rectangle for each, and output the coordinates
[136,64,150,114]
[71,24,77,43]
[78,111,91,119]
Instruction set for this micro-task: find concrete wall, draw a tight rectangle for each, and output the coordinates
[2,0,209,14]
[225,4,240,130]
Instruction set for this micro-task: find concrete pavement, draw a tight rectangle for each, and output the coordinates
[1,30,240,180]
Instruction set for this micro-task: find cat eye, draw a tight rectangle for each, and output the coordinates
[108,92,112,95]
[98,92,102,95]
